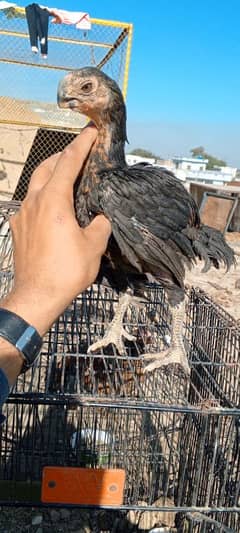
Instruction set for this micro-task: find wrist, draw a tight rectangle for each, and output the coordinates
[0,288,53,337]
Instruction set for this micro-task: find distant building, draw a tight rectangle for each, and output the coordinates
[172,156,237,185]
[185,169,234,186]
[155,158,176,171]
[126,153,238,187]
[126,154,155,166]
[213,166,237,178]
[173,156,208,172]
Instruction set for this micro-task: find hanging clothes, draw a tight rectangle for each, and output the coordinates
[25,3,50,57]
[46,8,91,30]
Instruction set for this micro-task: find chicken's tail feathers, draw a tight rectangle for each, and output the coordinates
[183,224,236,273]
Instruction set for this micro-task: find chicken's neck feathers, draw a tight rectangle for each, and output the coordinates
[82,115,127,184]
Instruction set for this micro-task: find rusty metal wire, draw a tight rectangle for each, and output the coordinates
[0,206,239,532]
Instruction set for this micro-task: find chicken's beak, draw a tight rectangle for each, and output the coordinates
[57,79,80,111]
[57,79,67,107]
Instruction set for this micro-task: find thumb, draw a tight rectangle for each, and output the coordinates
[83,215,112,255]
[46,126,98,195]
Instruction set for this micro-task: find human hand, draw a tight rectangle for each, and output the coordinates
[2,126,111,336]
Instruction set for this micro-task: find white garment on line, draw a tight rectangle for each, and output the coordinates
[0,1,17,9]
[47,8,91,30]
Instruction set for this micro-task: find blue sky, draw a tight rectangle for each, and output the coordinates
[4,0,240,166]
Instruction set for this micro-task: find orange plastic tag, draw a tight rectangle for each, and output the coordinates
[41,467,125,505]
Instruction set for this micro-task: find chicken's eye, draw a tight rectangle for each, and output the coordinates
[81,82,93,93]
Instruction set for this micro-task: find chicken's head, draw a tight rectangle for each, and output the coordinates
[57,67,126,129]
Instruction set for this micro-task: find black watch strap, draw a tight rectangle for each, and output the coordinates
[0,308,43,373]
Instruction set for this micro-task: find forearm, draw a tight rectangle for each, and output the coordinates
[1,289,59,337]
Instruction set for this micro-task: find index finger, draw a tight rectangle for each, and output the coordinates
[26,152,61,198]
[45,125,97,195]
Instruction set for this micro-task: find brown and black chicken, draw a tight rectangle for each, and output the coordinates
[57,67,235,376]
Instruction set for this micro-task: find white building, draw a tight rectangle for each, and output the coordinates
[155,158,176,171]
[213,166,237,178]
[126,154,155,166]
[172,156,237,185]
[126,154,238,186]
[184,169,235,186]
[173,156,208,172]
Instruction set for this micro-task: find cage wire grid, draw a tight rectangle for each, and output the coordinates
[1,10,238,533]
[0,201,239,532]
[12,128,78,201]
[0,9,133,129]
[0,12,133,204]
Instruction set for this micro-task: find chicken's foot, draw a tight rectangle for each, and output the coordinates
[143,300,190,376]
[88,293,144,354]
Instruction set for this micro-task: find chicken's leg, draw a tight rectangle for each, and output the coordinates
[143,299,190,376]
[88,292,144,354]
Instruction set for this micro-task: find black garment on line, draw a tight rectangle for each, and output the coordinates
[25,3,49,55]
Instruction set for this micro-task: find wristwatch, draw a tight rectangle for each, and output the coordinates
[0,308,43,373]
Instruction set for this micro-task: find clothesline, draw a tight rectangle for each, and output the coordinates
[0,2,92,30]
[0,2,92,59]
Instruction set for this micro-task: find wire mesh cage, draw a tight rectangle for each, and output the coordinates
[0,11,133,201]
[0,202,239,532]
[13,128,77,200]
[0,8,133,128]
[0,126,79,202]
[0,9,133,201]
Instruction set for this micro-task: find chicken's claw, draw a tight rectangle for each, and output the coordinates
[143,346,190,376]
[88,326,136,355]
